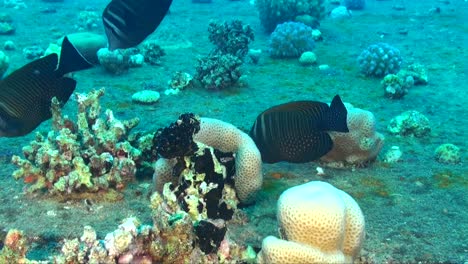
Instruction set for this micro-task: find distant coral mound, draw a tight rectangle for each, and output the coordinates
[269,22,315,58]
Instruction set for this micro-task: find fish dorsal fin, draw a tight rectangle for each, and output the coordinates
[56,36,93,76]
[328,95,349,132]
[0,54,58,119]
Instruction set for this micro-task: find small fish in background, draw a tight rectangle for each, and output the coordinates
[0,37,92,137]
[102,0,173,50]
[249,95,349,163]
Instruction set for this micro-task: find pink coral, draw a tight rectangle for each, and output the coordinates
[320,103,384,168]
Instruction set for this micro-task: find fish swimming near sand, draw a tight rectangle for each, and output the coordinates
[249,95,349,163]
[0,37,92,137]
[102,0,173,50]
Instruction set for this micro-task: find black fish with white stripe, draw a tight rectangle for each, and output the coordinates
[102,0,173,50]
[249,95,349,163]
[0,37,92,137]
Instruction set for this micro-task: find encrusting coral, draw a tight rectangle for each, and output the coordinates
[11,89,144,196]
[320,103,384,168]
[257,181,365,264]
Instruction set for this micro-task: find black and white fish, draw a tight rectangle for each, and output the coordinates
[0,37,92,137]
[249,95,349,163]
[102,0,173,50]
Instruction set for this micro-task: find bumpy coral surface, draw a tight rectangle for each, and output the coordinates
[153,114,262,204]
[11,89,142,195]
[208,20,254,58]
[97,48,144,74]
[258,181,365,264]
[256,0,325,32]
[320,103,384,168]
[269,22,315,58]
[357,42,402,77]
[0,190,256,263]
[195,54,243,90]
[387,110,431,137]
[434,143,461,164]
[193,117,263,204]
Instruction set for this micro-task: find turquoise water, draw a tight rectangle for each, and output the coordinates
[0,0,466,263]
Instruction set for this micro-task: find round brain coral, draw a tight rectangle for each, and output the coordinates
[258,181,365,263]
[357,42,402,77]
[269,22,315,59]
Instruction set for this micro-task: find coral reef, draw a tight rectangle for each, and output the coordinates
[387,110,431,137]
[131,90,161,105]
[0,13,15,34]
[195,20,253,90]
[141,40,166,65]
[256,0,325,32]
[434,144,461,164]
[208,20,254,58]
[11,89,143,196]
[195,54,243,90]
[357,42,402,77]
[1,191,256,263]
[320,103,384,168]
[268,21,315,58]
[257,181,365,263]
[344,0,365,10]
[383,146,403,163]
[76,10,100,31]
[166,71,194,95]
[153,114,262,204]
[97,48,144,75]
[381,73,413,99]
[0,229,28,263]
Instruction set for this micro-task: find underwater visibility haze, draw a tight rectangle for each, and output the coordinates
[0,0,465,263]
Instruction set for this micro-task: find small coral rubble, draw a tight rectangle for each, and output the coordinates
[11,89,142,195]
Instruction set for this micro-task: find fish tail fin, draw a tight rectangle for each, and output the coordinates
[54,77,77,104]
[56,36,93,76]
[328,95,349,133]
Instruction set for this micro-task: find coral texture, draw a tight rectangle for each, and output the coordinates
[269,22,315,58]
[141,40,165,65]
[153,115,262,204]
[208,20,254,58]
[195,54,243,90]
[387,110,431,137]
[11,89,142,195]
[357,42,402,77]
[434,144,461,164]
[319,103,384,168]
[256,0,325,32]
[193,117,263,203]
[97,47,144,74]
[257,181,365,264]
[0,192,256,263]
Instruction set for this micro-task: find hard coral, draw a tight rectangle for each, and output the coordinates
[195,54,243,90]
[208,20,254,58]
[258,181,365,264]
[269,22,315,58]
[357,43,402,77]
[319,103,384,168]
[256,0,325,32]
[11,89,142,195]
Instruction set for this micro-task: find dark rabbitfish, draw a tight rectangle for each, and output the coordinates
[249,95,349,163]
[0,37,92,137]
[102,0,173,50]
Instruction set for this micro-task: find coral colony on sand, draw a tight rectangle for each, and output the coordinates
[256,0,325,32]
[357,42,402,77]
[195,20,254,90]
[268,21,315,59]
[11,89,146,197]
